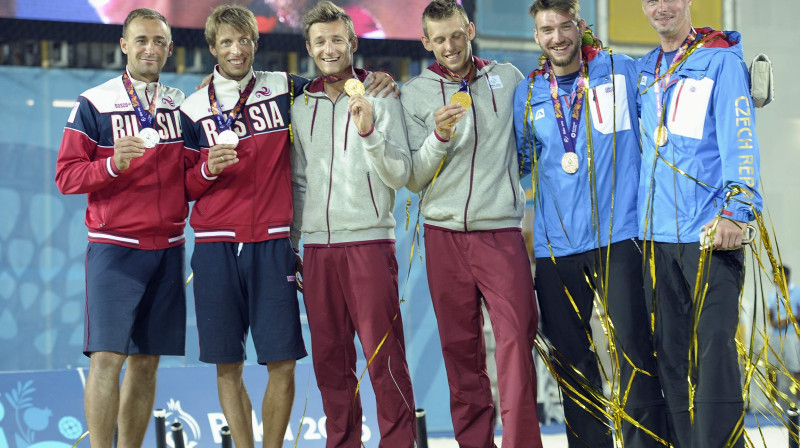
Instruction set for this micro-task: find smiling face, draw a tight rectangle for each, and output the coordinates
[209,23,257,81]
[642,0,693,48]
[306,19,357,77]
[120,17,173,83]
[533,9,585,76]
[422,14,475,78]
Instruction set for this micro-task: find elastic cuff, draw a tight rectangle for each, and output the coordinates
[434,128,450,142]
[106,157,120,177]
[358,124,375,137]
[201,162,218,181]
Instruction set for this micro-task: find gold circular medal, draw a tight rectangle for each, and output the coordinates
[344,78,366,96]
[450,91,472,110]
[561,152,579,174]
[653,125,668,146]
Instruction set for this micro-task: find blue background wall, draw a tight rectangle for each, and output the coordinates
[0,66,457,433]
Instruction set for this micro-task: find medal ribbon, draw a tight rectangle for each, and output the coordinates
[122,71,158,130]
[653,28,697,125]
[437,59,473,93]
[547,59,587,159]
[322,73,354,83]
[208,75,257,132]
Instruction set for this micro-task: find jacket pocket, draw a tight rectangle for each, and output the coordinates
[507,167,518,210]
[366,172,380,218]
[666,77,714,140]
[588,74,632,135]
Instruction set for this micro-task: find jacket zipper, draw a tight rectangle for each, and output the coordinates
[325,98,336,246]
[463,104,479,231]
[155,124,162,246]
[366,172,379,218]
[245,112,257,241]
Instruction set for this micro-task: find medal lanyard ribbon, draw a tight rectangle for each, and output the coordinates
[438,59,473,94]
[547,59,587,157]
[208,75,257,132]
[322,74,354,83]
[122,71,159,130]
[653,28,697,122]
[322,63,358,84]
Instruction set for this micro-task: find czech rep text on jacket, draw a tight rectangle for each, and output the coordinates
[290,69,411,248]
[514,49,641,258]
[180,68,308,243]
[401,58,525,232]
[55,72,188,249]
[637,28,763,243]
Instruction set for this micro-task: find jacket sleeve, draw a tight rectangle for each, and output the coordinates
[514,78,535,177]
[361,96,411,190]
[712,52,762,221]
[181,109,217,202]
[401,88,451,193]
[55,96,119,194]
[290,137,307,250]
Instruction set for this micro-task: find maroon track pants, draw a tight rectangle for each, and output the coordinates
[424,226,543,448]
[304,242,416,448]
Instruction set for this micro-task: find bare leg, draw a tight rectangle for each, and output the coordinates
[85,351,127,448]
[262,360,296,448]
[217,362,254,448]
[117,354,160,448]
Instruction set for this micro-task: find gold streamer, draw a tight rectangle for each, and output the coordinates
[69,431,90,448]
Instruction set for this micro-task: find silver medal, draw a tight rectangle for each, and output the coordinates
[139,127,160,149]
[218,129,240,146]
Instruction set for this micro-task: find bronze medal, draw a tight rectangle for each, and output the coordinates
[561,152,579,174]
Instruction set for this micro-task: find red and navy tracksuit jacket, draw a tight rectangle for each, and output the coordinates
[180,68,308,244]
[55,72,188,250]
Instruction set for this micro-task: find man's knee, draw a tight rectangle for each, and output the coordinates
[89,351,127,376]
[217,361,245,382]
[125,354,160,379]
[267,359,296,384]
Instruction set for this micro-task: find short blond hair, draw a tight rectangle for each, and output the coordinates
[205,4,258,47]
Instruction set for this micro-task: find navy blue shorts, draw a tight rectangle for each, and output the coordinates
[84,242,187,356]
[191,238,307,364]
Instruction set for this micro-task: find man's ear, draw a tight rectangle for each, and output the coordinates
[421,35,432,52]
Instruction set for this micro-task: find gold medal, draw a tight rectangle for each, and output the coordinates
[450,91,472,110]
[561,152,579,174]
[344,78,365,96]
[653,125,668,146]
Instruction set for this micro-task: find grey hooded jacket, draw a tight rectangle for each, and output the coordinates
[290,71,411,247]
[401,58,526,232]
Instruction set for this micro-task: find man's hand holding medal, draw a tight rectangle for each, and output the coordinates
[434,91,472,141]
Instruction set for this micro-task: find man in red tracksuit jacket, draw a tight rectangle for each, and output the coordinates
[55,8,188,448]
